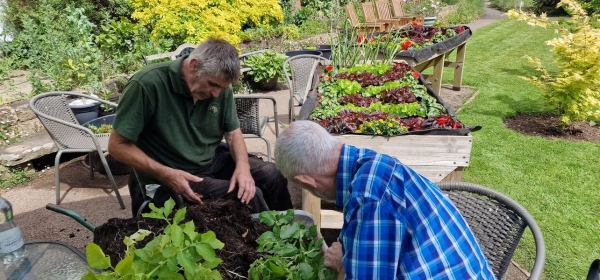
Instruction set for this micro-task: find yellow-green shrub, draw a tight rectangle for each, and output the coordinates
[507,0,600,125]
[129,0,283,47]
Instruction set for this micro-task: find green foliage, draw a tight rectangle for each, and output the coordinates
[508,0,600,125]
[249,210,336,280]
[298,20,330,37]
[302,0,336,19]
[0,103,23,147]
[244,51,289,82]
[0,167,37,189]
[3,0,132,33]
[279,0,296,24]
[87,124,113,134]
[83,198,224,279]
[292,7,316,26]
[129,0,283,47]
[490,0,534,12]
[439,0,485,25]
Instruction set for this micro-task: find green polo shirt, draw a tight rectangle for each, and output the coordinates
[113,55,240,186]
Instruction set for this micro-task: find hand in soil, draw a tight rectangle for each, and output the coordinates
[228,167,255,204]
[161,168,204,204]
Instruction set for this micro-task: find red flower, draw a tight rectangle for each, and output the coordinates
[357,36,363,43]
[401,40,413,50]
[437,117,447,126]
[326,65,333,72]
[328,77,332,82]
[412,71,420,79]
[412,22,419,27]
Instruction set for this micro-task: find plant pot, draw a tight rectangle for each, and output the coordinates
[69,102,100,125]
[257,77,278,91]
[424,16,437,27]
[285,50,323,57]
[316,45,332,60]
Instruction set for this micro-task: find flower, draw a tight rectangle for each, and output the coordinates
[412,71,420,79]
[401,40,413,50]
[326,65,333,72]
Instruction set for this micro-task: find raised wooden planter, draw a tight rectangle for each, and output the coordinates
[297,59,476,229]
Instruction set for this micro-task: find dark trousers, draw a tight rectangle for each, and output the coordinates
[128,146,293,216]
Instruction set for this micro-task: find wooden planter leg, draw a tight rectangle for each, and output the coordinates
[452,42,467,91]
[302,189,322,228]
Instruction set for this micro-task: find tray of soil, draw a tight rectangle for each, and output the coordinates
[89,199,327,279]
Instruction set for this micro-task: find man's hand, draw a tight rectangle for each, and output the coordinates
[228,167,255,204]
[161,169,204,205]
[324,241,344,273]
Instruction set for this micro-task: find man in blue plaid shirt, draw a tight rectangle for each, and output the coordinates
[275,121,496,279]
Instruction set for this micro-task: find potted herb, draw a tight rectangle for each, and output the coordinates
[244,50,288,91]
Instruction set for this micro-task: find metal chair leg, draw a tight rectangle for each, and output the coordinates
[88,152,94,180]
[260,136,272,162]
[99,152,126,209]
[54,151,63,205]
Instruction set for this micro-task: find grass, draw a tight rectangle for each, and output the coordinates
[442,19,600,279]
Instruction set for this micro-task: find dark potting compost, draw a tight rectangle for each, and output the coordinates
[93,199,270,279]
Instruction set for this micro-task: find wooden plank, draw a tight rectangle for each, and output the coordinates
[321,210,344,229]
[334,134,472,167]
[302,189,321,227]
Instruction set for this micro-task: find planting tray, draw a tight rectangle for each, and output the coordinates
[392,26,472,64]
[299,64,477,228]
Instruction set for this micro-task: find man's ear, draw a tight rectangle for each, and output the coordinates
[294,174,317,189]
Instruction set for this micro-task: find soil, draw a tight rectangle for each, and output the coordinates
[504,112,600,142]
[93,199,270,279]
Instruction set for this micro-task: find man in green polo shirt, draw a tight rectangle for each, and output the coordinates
[108,38,292,216]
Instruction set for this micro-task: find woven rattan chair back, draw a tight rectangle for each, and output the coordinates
[30,92,125,209]
[283,54,327,122]
[234,95,279,161]
[437,181,545,280]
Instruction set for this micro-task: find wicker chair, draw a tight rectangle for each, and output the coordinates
[234,95,279,161]
[437,181,546,280]
[29,92,125,209]
[283,54,328,122]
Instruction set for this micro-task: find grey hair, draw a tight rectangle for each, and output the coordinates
[274,120,340,179]
[189,38,240,83]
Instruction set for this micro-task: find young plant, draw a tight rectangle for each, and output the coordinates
[244,51,289,82]
[507,0,600,125]
[249,210,337,280]
[83,198,224,279]
[87,124,113,134]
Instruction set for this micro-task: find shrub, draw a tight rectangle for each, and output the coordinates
[439,0,485,24]
[507,0,600,125]
[129,0,283,47]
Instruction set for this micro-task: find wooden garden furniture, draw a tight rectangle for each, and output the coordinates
[345,3,387,36]
[391,0,425,25]
[374,0,415,29]
[359,2,395,31]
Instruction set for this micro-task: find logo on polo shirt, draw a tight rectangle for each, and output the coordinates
[208,102,219,115]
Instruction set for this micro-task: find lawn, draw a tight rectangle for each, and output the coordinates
[448,19,600,279]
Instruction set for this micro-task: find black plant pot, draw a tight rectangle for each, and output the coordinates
[258,77,278,91]
[285,50,323,57]
[316,45,332,60]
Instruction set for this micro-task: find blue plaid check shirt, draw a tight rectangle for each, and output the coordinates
[336,144,496,279]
